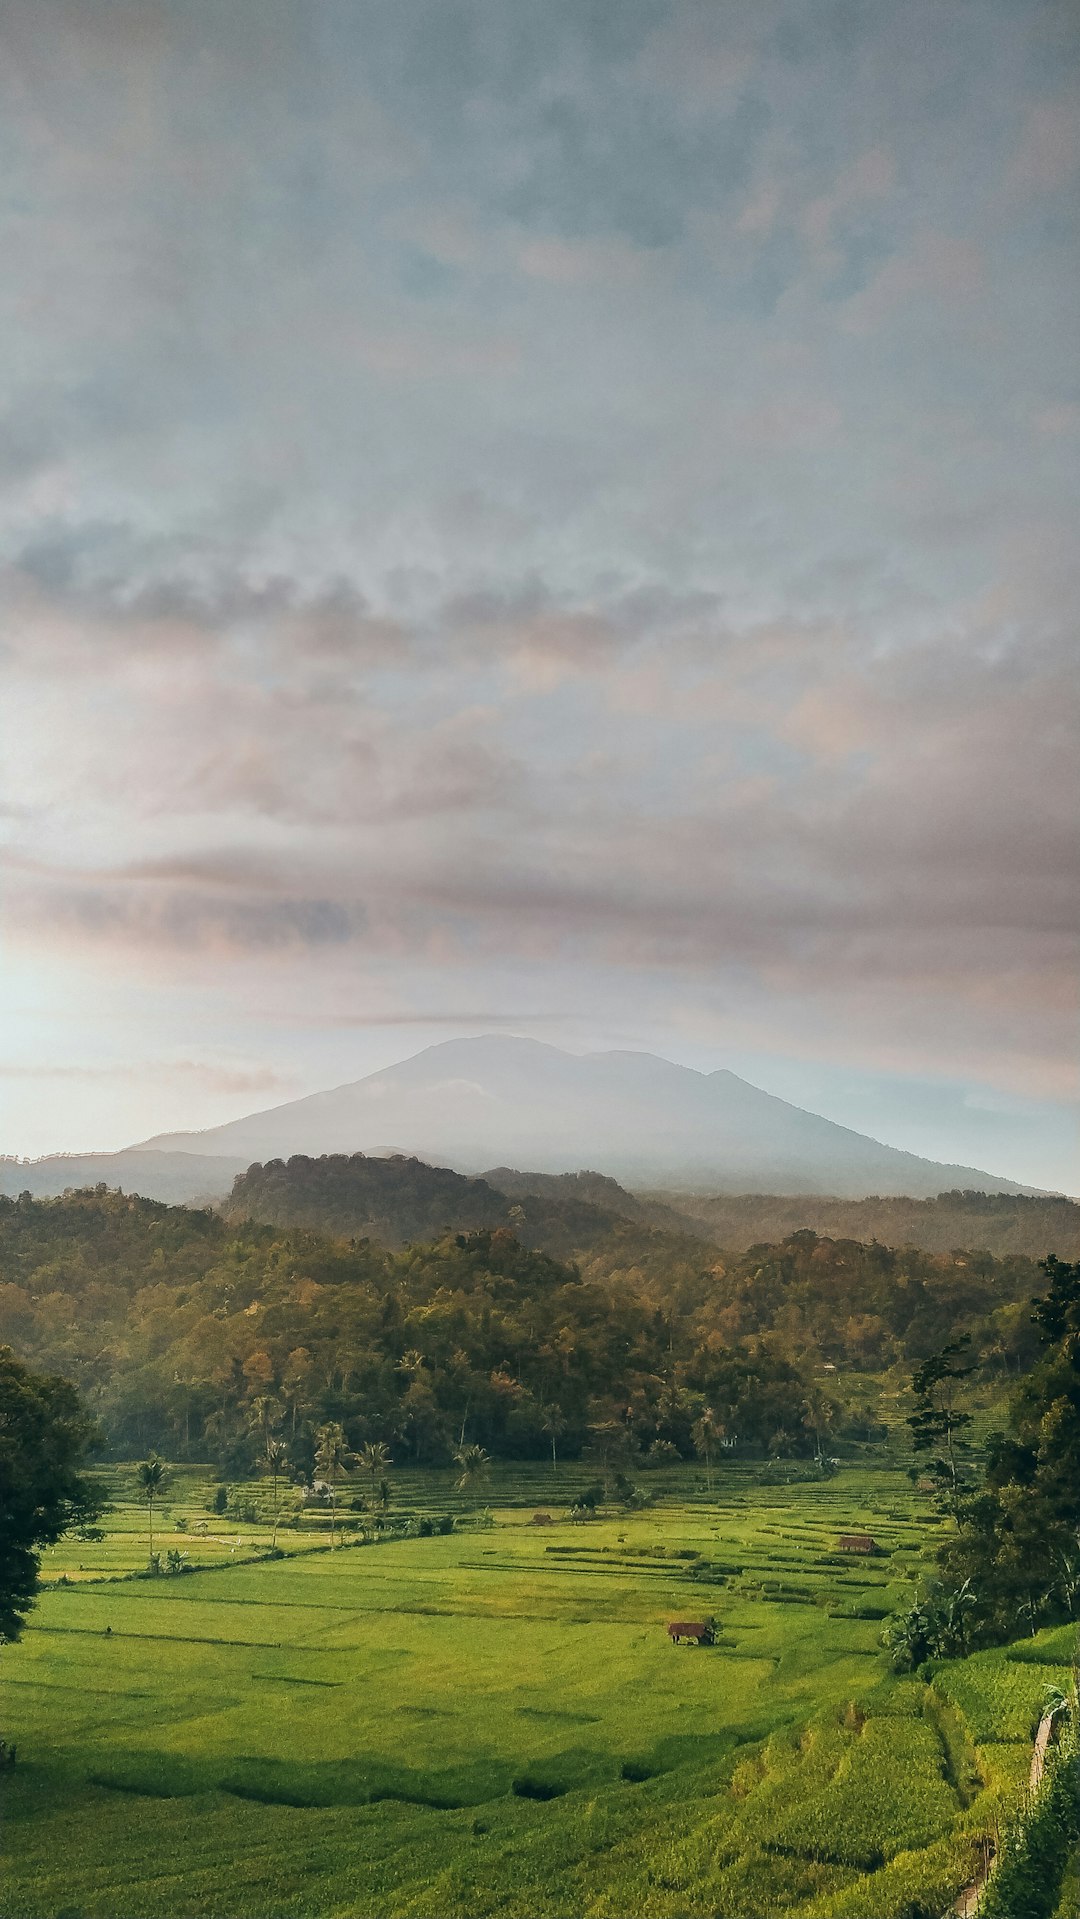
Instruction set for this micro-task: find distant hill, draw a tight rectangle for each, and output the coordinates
[0,1149,244,1205]
[139,1034,1038,1199]
[222,1150,701,1268]
[653,1188,1080,1260]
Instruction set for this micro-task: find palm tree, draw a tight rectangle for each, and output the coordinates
[691,1407,726,1493]
[357,1440,392,1508]
[937,1578,977,1657]
[540,1406,566,1475]
[136,1455,167,1565]
[263,1437,288,1548]
[453,1442,490,1510]
[314,1421,350,1551]
[248,1394,282,1454]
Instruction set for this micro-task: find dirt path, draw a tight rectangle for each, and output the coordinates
[1030,1710,1053,1792]
[951,1709,1055,1916]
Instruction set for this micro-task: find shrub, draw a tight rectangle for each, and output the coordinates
[980,1713,1080,1919]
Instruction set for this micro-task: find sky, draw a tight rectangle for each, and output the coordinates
[1,0,1077,1191]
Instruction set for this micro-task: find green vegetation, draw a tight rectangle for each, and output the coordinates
[0,1190,1042,1484]
[660,1188,1080,1260]
[3,1187,1077,1914]
[980,1692,1080,1919]
[939,1257,1080,1646]
[0,1346,101,1642]
[3,1462,1073,1917]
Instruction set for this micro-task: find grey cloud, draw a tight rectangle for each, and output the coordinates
[1,0,1076,1159]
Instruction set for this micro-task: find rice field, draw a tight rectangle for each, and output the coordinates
[2,1464,1072,1918]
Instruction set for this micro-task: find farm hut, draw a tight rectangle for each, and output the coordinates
[837,1533,877,1554]
[666,1619,716,1646]
[529,1511,555,1526]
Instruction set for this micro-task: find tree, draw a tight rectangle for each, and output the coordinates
[262,1436,288,1548]
[452,1442,489,1506]
[357,1440,391,1506]
[314,1421,349,1550]
[0,1347,101,1642]
[540,1406,566,1475]
[942,1257,1080,1641]
[907,1337,975,1515]
[135,1455,168,1565]
[691,1407,725,1492]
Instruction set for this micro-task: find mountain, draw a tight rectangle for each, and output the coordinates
[0,1148,245,1205]
[139,1034,1036,1199]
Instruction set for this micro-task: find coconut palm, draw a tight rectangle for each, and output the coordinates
[452,1442,490,1507]
[314,1421,350,1551]
[263,1436,289,1547]
[135,1455,167,1565]
[357,1440,392,1506]
[691,1407,726,1493]
[936,1578,977,1657]
[540,1406,567,1475]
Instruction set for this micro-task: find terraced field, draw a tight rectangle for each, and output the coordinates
[2,1465,1072,1917]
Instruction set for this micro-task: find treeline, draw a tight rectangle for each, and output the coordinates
[223,1155,1047,1371]
[0,1190,820,1473]
[886,1257,1080,1660]
[0,1189,1051,1478]
[942,1255,1080,1643]
[661,1189,1080,1259]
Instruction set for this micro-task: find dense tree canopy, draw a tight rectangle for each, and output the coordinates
[0,1346,101,1641]
[942,1256,1080,1640]
[0,1190,1049,1486]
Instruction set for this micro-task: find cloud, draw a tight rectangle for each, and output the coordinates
[1009,98,1080,194]
[0,0,1076,1170]
[0,1059,292,1096]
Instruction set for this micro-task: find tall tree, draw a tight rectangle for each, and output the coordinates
[691,1406,726,1492]
[540,1406,566,1475]
[314,1422,349,1550]
[0,1348,101,1643]
[942,1258,1080,1642]
[907,1337,975,1514]
[135,1455,168,1564]
[357,1440,391,1507]
[453,1442,490,1509]
[263,1436,288,1548]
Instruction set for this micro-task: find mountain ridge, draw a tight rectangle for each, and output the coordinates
[136,1033,1040,1199]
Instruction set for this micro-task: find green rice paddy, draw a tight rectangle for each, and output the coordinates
[2,1465,1072,1917]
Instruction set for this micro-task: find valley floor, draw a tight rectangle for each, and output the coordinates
[2,1466,1074,1918]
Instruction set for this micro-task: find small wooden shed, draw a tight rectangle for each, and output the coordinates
[838,1533,877,1555]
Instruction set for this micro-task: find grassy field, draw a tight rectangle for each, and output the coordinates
[2,1464,1073,1918]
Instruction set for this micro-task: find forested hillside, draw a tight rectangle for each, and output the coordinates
[224,1151,648,1258]
[0,1189,1052,1477]
[657,1188,1080,1258]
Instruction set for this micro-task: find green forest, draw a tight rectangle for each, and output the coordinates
[0,1182,1045,1482]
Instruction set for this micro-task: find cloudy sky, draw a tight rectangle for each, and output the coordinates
[1,0,1077,1189]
